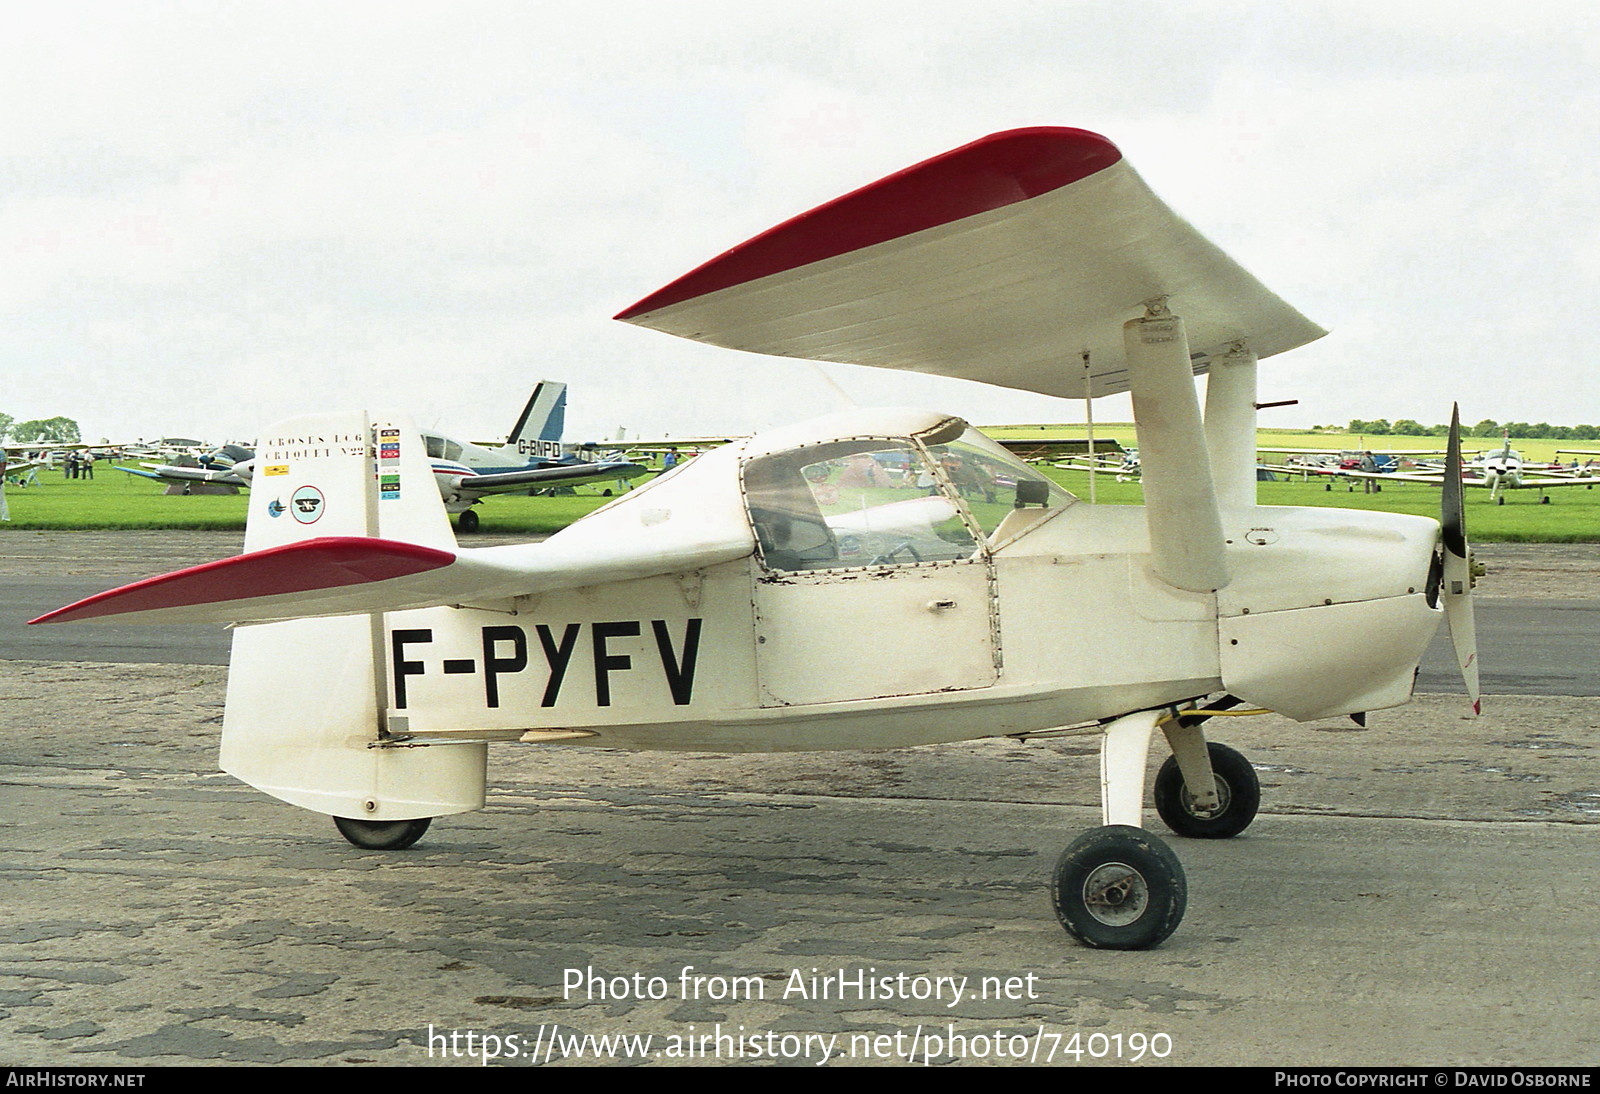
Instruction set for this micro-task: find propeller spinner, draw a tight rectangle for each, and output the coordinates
[1441,405,1481,714]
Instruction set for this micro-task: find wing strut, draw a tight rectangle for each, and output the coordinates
[1082,352,1098,505]
[1203,343,1260,511]
[1124,302,1228,593]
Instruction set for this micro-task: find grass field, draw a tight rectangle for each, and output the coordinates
[4,430,1596,542]
[0,470,616,535]
[994,422,1600,543]
[1042,468,1600,542]
[986,422,1594,466]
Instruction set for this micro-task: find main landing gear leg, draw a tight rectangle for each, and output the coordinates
[1051,710,1187,950]
[1161,719,1221,815]
[1155,719,1261,840]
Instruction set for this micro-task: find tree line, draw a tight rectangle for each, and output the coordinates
[1334,419,1600,441]
[0,413,82,444]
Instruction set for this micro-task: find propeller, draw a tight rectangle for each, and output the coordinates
[1441,404,1481,714]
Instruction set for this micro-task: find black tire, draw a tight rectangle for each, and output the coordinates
[1154,742,1261,839]
[1051,825,1186,950]
[333,816,431,850]
[457,509,480,533]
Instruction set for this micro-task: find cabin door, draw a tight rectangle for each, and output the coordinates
[751,558,998,707]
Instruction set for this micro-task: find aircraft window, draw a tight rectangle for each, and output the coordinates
[424,434,446,460]
[743,440,980,571]
[442,439,463,462]
[926,429,1075,538]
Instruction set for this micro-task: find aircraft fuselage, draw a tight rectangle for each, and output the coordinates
[379,500,1442,752]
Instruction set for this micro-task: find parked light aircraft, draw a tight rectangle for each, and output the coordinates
[4,440,133,485]
[118,444,256,493]
[401,382,650,532]
[1555,450,1600,475]
[33,127,1479,950]
[1284,436,1600,503]
[1258,446,1453,474]
[1063,449,1142,481]
[117,384,651,529]
[1,450,48,483]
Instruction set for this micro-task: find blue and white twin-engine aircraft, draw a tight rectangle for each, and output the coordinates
[414,382,650,532]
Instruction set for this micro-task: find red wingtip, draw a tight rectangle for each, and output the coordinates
[615,127,1122,320]
[30,537,456,624]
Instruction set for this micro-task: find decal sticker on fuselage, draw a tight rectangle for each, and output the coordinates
[390,619,704,710]
[377,428,402,499]
[290,485,325,524]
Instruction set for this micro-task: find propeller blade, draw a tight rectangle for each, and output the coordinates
[1441,404,1480,714]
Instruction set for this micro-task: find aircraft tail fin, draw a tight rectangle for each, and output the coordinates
[244,409,455,553]
[229,410,483,824]
[506,381,567,456]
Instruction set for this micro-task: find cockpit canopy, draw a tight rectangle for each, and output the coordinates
[422,433,464,462]
[741,419,1074,572]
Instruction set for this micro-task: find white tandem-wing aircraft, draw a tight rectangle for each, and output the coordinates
[34,128,1479,949]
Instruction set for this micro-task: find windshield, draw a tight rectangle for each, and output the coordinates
[744,439,980,570]
[926,428,1077,537]
[743,430,1074,572]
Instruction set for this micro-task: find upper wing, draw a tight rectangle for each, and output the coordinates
[617,127,1324,398]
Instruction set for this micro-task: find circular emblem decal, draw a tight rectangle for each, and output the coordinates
[290,485,325,524]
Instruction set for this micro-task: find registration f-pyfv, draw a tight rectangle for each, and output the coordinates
[35,128,1480,949]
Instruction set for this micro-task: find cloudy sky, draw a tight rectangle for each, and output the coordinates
[3,1,1596,445]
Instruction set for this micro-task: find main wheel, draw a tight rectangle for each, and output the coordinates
[1051,825,1186,950]
[333,816,432,850]
[1154,742,1260,839]
[456,509,480,533]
